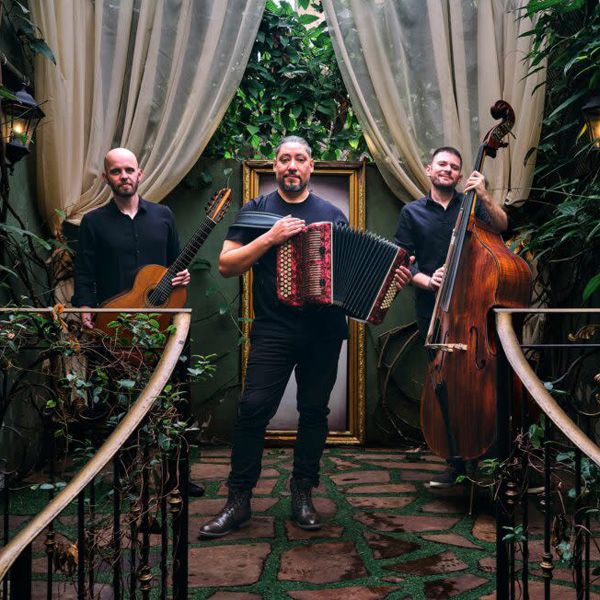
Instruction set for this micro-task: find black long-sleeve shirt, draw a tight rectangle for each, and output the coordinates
[394,191,491,335]
[72,198,180,307]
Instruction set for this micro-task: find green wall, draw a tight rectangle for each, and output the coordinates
[164,158,426,445]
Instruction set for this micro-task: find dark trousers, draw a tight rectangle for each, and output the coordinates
[227,335,343,490]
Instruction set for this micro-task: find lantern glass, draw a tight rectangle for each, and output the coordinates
[0,88,45,163]
[582,96,600,147]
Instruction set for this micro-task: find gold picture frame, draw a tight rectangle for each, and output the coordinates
[241,160,366,444]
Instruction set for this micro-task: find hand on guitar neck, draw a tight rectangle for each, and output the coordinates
[80,268,191,329]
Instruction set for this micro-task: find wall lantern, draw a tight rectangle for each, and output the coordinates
[0,87,45,164]
[582,94,600,147]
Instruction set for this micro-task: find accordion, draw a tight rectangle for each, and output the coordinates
[277,222,409,324]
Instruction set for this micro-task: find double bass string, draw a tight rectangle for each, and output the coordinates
[438,146,486,315]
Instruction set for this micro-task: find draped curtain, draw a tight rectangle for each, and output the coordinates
[322,0,546,206]
[30,0,265,229]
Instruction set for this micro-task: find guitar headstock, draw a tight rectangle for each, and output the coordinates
[206,188,232,223]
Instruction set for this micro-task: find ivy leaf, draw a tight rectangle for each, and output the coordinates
[583,272,600,302]
[27,38,56,64]
[0,265,18,278]
[246,124,259,135]
[0,224,51,250]
[298,14,319,25]
[0,87,17,101]
[117,379,136,389]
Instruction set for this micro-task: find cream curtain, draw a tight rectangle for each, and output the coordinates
[30,0,265,228]
[322,0,546,205]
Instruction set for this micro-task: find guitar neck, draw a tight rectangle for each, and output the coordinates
[159,217,216,290]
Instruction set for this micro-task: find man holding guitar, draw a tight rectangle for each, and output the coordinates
[73,148,190,325]
[72,147,208,496]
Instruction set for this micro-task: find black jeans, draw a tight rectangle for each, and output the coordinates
[227,335,343,490]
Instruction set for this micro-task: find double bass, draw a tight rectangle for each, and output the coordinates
[421,100,532,461]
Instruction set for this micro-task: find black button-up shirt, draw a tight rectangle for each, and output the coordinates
[394,191,491,333]
[72,198,180,307]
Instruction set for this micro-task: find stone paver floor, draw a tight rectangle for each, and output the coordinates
[185,446,600,599]
[11,446,600,599]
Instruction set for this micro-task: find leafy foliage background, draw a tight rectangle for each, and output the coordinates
[518,0,600,307]
[204,0,368,161]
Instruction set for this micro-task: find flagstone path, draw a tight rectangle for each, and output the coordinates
[11,446,600,599]
[185,446,600,599]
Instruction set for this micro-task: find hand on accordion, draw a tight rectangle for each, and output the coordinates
[268,215,306,246]
[394,256,414,291]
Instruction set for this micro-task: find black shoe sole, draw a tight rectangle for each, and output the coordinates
[198,519,251,539]
[293,520,322,531]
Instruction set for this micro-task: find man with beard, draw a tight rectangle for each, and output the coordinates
[73,147,190,321]
[393,146,508,487]
[199,136,414,538]
[72,148,205,497]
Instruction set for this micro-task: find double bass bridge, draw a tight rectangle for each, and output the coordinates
[426,343,467,352]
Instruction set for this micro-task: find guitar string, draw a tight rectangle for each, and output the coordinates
[147,219,215,306]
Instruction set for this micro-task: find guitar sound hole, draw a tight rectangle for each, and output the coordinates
[148,288,166,307]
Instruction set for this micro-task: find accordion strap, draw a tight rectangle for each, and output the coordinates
[232,211,282,229]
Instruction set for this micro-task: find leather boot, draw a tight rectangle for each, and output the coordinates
[290,478,321,530]
[198,488,252,538]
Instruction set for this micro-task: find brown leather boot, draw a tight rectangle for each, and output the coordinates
[290,478,321,530]
[198,488,252,538]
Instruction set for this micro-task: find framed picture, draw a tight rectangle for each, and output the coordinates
[241,160,366,444]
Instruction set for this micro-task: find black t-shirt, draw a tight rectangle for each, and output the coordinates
[226,190,349,340]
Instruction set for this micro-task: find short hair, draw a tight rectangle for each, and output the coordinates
[431,146,462,169]
[275,136,312,158]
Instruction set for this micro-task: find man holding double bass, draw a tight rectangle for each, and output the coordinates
[394,146,509,488]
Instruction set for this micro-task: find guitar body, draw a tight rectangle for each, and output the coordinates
[84,187,232,354]
[94,264,187,335]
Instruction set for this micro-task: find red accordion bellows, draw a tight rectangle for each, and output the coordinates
[277,222,408,324]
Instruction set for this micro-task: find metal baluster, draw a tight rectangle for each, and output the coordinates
[9,542,32,600]
[113,455,122,600]
[496,339,510,599]
[88,477,95,594]
[521,384,529,600]
[45,426,56,600]
[160,457,168,600]
[129,494,139,599]
[575,445,583,599]
[3,474,9,600]
[585,418,592,600]
[77,489,85,600]
[138,443,152,598]
[541,420,554,600]
[172,343,190,600]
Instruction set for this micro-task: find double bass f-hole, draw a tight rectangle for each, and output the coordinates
[470,326,486,370]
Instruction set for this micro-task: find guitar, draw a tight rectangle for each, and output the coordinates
[92,188,232,336]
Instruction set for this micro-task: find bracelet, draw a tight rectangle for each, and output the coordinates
[427,277,434,291]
